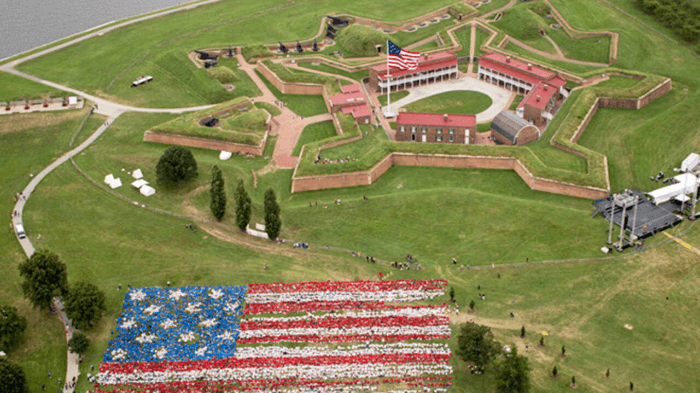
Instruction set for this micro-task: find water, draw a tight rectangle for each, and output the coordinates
[0,0,195,59]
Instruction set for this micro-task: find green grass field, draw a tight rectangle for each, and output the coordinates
[403,90,493,114]
[378,90,410,106]
[254,70,328,117]
[292,121,338,156]
[297,62,368,82]
[0,72,66,102]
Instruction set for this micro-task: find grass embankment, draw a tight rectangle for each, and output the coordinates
[0,72,66,102]
[254,70,328,117]
[403,91,493,115]
[262,60,342,95]
[494,2,611,64]
[241,44,272,62]
[298,62,368,82]
[292,121,338,156]
[151,97,268,146]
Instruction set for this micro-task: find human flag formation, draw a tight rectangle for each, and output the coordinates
[388,40,420,70]
[93,280,453,392]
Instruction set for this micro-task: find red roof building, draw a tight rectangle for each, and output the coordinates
[395,112,476,144]
[328,84,372,124]
[369,51,459,93]
[477,53,566,95]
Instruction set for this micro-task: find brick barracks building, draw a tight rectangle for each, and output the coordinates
[396,112,476,144]
[328,84,372,124]
[478,52,569,126]
[369,51,459,93]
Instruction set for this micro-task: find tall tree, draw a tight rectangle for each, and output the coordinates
[0,358,28,393]
[264,188,282,239]
[210,165,227,221]
[67,331,90,356]
[63,281,106,330]
[18,249,69,312]
[494,346,531,393]
[156,146,198,186]
[0,305,27,353]
[234,180,252,231]
[457,322,501,369]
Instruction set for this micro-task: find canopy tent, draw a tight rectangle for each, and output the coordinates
[140,185,156,197]
[132,168,144,179]
[131,179,149,189]
[219,151,232,160]
[104,174,115,184]
[109,178,122,189]
[681,153,700,173]
[647,173,698,205]
[68,96,78,105]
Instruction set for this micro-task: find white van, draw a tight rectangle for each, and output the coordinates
[15,223,26,239]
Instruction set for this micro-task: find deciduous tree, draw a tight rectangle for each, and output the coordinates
[18,249,68,311]
[0,358,28,393]
[67,331,90,356]
[64,281,106,330]
[156,146,198,186]
[0,305,27,353]
[457,322,500,369]
[494,345,531,393]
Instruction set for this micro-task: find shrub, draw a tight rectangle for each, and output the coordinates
[156,146,198,186]
[520,326,526,338]
[469,300,475,311]
[449,286,455,301]
[552,365,558,377]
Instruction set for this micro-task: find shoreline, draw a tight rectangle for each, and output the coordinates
[0,0,213,65]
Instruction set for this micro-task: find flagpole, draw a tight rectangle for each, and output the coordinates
[386,40,391,117]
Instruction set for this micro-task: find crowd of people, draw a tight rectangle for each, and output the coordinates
[314,155,359,165]
[94,280,453,392]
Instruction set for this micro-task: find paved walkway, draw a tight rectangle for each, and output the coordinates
[11,115,119,393]
[388,76,514,123]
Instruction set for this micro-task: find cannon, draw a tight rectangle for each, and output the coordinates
[296,40,304,53]
[326,24,337,34]
[195,50,218,61]
[326,15,349,27]
[278,41,289,54]
[312,39,319,52]
[202,117,219,127]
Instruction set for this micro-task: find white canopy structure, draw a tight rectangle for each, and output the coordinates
[132,168,144,179]
[131,179,149,189]
[68,96,78,105]
[647,173,698,205]
[104,174,115,184]
[681,153,700,173]
[109,178,123,189]
[219,151,232,160]
[140,185,156,197]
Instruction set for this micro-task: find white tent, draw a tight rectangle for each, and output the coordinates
[647,173,698,205]
[109,178,122,189]
[131,179,149,189]
[219,151,232,160]
[132,168,144,179]
[681,153,700,173]
[104,174,115,184]
[140,185,156,197]
[68,96,78,105]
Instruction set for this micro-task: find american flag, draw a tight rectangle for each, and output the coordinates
[95,281,453,392]
[388,40,420,71]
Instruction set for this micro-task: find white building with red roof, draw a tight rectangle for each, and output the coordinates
[369,51,459,94]
[477,53,567,95]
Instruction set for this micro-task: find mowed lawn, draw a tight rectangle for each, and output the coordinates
[403,91,493,115]
[16,155,700,393]
[254,70,328,117]
[16,0,460,108]
[292,121,338,156]
[0,107,105,393]
[0,71,66,102]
